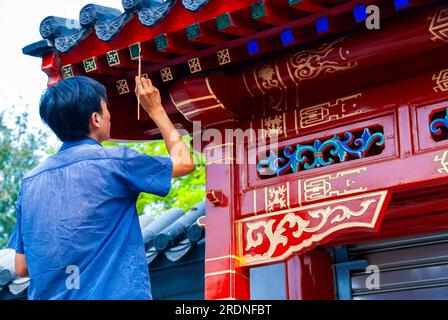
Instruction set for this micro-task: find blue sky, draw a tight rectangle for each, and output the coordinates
[0,0,122,146]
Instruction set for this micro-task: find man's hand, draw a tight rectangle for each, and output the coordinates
[15,253,29,278]
[135,76,164,118]
[134,76,195,178]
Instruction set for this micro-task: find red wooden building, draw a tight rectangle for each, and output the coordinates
[23,0,448,299]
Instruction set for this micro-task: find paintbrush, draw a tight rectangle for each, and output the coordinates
[137,45,142,121]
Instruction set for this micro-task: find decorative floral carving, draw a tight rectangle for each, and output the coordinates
[95,13,130,41]
[79,4,97,26]
[245,199,377,260]
[139,0,176,27]
[239,191,390,266]
[258,65,275,83]
[263,115,284,138]
[256,63,285,112]
[258,128,385,177]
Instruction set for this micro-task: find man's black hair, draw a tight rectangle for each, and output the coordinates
[39,76,109,142]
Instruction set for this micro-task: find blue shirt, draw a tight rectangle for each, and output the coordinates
[7,138,173,300]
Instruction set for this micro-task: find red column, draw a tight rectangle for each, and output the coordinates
[204,137,250,300]
[286,250,335,300]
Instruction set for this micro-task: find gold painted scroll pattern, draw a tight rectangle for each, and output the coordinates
[244,198,377,262]
[432,69,448,93]
[263,115,284,138]
[243,37,357,113]
[254,62,287,112]
[428,6,448,43]
[287,37,358,82]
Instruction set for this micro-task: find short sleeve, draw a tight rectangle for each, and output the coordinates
[8,192,25,254]
[124,148,173,197]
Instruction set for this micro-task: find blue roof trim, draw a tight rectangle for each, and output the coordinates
[183,0,209,12]
[122,0,147,12]
[39,16,81,39]
[25,0,211,56]
[154,202,205,252]
[0,201,206,299]
[80,4,122,27]
[138,0,177,27]
[142,207,185,251]
[145,202,206,264]
[55,29,91,53]
[95,13,133,42]
[22,40,53,58]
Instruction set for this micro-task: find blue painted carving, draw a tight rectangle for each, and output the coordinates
[55,29,90,53]
[121,0,157,12]
[183,0,209,12]
[40,16,81,39]
[257,128,385,177]
[138,0,177,27]
[95,13,132,41]
[35,0,209,52]
[430,108,448,136]
[122,0,137,11]
[39,5,132,51]
[79,4,122,27]
[22,40,53,58]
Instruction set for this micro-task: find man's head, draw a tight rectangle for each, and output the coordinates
[39,76,111,142]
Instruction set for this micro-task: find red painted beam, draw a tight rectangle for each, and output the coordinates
[216,12,258,36]
[156,33,196,55]
[289,0,327,14]
[42,53,62,87]
[237,2,448,116]
[251,0,291,26]
[187,22,227,46]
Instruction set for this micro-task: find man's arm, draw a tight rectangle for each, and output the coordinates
[15,253,29,278]
[135,76,195,178]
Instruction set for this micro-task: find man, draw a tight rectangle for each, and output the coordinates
[7,76,195,299]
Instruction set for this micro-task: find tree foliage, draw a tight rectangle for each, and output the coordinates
[0,110,48,248]
[103,136,205,218]
[0,104,205,247]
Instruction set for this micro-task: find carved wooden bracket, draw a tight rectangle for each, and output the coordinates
[237,190,391,267]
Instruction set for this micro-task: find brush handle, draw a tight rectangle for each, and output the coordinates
[137,52,142,121]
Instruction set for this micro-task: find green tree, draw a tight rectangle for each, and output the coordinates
[103,136,205,218]
[0,110,48,248]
